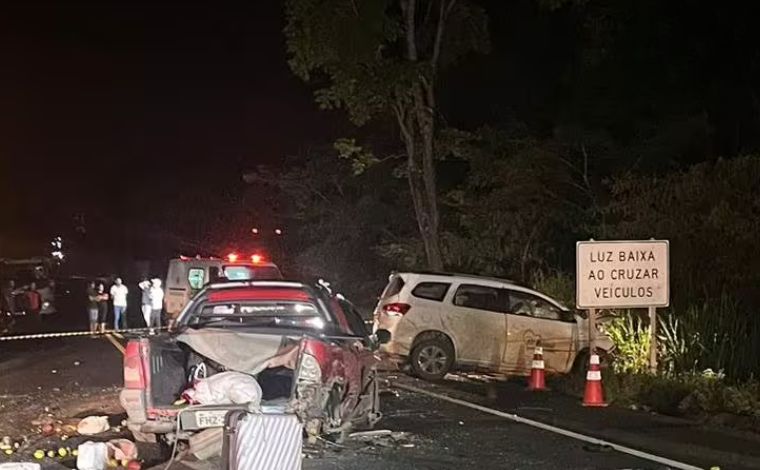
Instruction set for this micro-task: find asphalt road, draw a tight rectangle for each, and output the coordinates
[2,312,759,469]
[302,388,655,470]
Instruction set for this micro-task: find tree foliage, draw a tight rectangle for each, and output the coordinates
[284,0,489,269]
[602,156,760,303]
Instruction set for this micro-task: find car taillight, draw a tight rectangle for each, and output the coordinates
[298,353,322,384]
[382,302,411,316]
[124,341,146,389]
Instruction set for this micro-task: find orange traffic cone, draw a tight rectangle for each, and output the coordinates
[527,344,547,391]
[582,351,608,407]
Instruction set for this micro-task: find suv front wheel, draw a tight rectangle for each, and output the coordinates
[409,334,454,381]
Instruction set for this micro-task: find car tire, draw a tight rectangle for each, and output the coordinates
[410,334,454,381]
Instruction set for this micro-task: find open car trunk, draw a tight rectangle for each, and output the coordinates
[146,328,302,426]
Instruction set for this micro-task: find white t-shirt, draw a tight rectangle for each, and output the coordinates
[150,286,164,310]
[110,284,129,307]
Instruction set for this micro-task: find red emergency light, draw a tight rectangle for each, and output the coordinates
[251,254,263,264]
[227,253,239,263]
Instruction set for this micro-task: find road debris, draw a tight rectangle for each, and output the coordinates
[77,416,109,436]
[76,441,109,470]
[106,439,137,461]
[345,429,417,450]
[0,463,41,470]
[348,430,392,439]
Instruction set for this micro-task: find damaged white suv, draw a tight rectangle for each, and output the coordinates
[373,272,613,380]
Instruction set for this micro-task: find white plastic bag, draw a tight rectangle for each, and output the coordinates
[76,441,109,470]
[77,416,109,435]
[184,371,262,406]
[0,464,41,470]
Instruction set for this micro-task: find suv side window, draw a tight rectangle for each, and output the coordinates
[412,282,450,301]
[381,275,405,298]
[508,291,563,321]
[452,284,506,312]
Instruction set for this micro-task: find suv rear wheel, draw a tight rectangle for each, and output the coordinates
[410,334,454,381]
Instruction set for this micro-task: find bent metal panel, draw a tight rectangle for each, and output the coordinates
[576,240,670,309]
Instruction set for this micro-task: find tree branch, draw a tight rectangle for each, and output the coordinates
[432,0,456,71]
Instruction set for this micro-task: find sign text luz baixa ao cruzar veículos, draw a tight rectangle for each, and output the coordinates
[576,240,670,309]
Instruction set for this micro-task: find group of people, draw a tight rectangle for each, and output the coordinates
[1,279,56,323]
[86,277,164,333]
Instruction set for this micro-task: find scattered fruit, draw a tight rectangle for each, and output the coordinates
[33,449,45,459]
[127,460,142,470]
[41,423,55,436]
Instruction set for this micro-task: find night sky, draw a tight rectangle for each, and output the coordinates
[1,1,343,252]
[3,1,756,261]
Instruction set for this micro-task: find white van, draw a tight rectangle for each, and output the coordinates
[165,256,283,318]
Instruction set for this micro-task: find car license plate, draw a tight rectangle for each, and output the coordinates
[195,410,227,428]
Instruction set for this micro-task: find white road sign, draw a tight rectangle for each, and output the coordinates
[576,240,670,309]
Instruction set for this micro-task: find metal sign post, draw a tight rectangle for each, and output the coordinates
[588,307,597,354]
[649,306,657,373]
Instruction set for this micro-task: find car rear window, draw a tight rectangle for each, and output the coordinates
[380,275,405,299]
[207,287,311,303]
[189,300,326,330]
[200,302,319,317]
[411,282,450,301]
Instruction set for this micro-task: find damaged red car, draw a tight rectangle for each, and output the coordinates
[119,281,390,444]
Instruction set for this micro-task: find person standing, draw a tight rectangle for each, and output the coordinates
[110,277,129,330]
[86,281,99,334]
[25,282,42,330]
[148,278,164,329]
[38,280,56,316]
[1,280,16,315]
[138,279,152,327]
[96,282,109,333]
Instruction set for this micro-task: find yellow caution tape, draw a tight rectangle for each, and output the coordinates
[0,326,168,342]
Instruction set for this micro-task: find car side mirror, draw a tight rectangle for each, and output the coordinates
[375,329,392,345]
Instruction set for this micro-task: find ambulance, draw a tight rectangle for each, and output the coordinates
[164,253,283,318]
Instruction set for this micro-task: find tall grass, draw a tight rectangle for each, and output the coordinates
[665,293,760,381]
[606,315,651,374]
[604,293,760,381]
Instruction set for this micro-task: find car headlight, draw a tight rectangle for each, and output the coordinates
[298,354,322,383]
